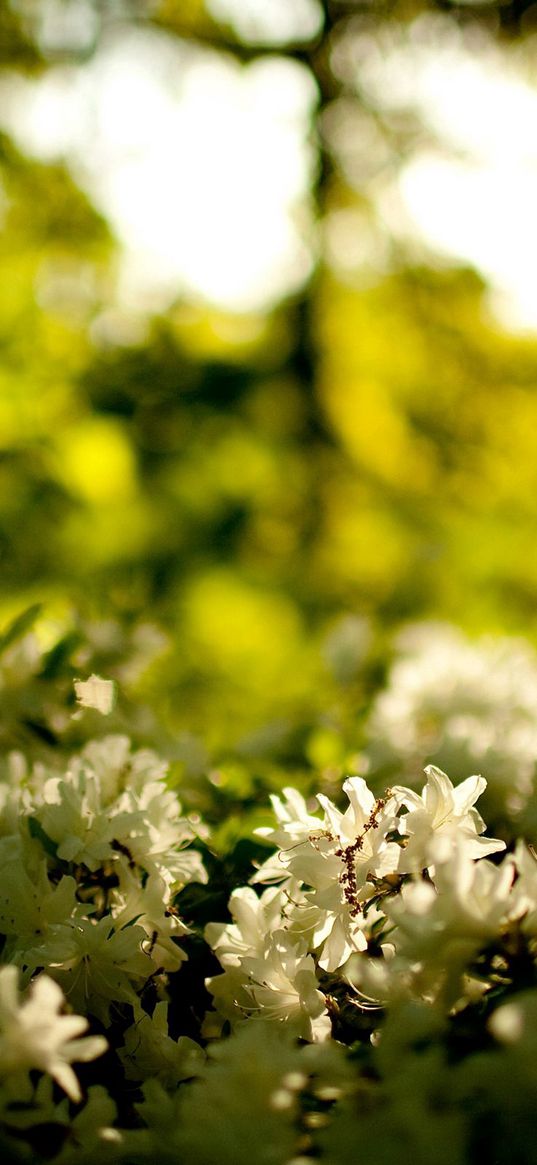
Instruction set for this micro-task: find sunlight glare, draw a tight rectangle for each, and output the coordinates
[347,18,537,331]
[0,28,317,314]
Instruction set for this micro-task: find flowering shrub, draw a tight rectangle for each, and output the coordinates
[1,667,537,1163]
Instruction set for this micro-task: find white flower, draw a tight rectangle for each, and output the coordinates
[509,841,537,934]
[111,870,190,972]
[120,1003,205,1089]
[258,787,326,848]
[115,779,206,890]
[393,765,505,872]
[0,834,80,953]
[207,929,330,1042]
[76,736,167,804]
[366,623,537,817]
[205,885,286,968]
[0,966,106,1102]
[74,675,116,716]
[389,851,515,952]
[240,932,331,1041]
[33,736,206,890]
[24,916,152,1026]
[373,847,517,1005]
[255,777,400,971]
[206,887,332,1040]
[38,768,115,870]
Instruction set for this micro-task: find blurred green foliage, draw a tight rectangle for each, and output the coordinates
[2,0,537,829]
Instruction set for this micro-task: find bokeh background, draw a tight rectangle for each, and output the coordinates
[4,0,537,844]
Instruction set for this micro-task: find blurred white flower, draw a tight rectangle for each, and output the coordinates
[33,735,205,890]
[366,623,537,819]
[388,848,516,953]
[374,846,518,1006]
[509,841,537,935]
[207,929,330,1042]
[0,966,106,1102]
[74,674,116,715]
[489,999,525,1044]
[120,1002,205,1088]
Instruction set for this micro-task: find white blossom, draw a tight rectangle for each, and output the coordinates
[366,623,537,819]
[0,967,106,1102]
[393,765,505,872]
[205,885,287,968]
[254,777,401,972]
[119,1003,205,1089]
[207,929,331,1042]
[23,916,153,1026]
[74,675,116,716]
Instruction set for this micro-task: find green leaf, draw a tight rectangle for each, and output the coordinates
[0,603,42,655]
[38,631,82,680]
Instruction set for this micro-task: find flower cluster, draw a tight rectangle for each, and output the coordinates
[0,734,206,1022]
[3,668,537,1165]
[0,715,208,1159]
[366,623,537,824]
[204,766,513,1036]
